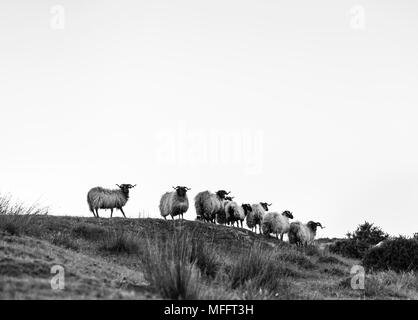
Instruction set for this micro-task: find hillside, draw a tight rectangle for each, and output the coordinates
[1,215,417,299]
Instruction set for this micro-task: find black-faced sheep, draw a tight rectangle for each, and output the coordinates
[159,186,191,220]
[225,199,250,228]
[194,190,230,223]
[288,221,324,246]
[87,184,136,218]
[261,210,294,240]
[246,202,271,234]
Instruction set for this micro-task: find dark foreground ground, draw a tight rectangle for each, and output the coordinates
[1,215,417,299]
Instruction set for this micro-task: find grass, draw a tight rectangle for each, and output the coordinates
[0,195,47,236]
[99,229,142,255]
[140,228,205,299]
[2,194,418,300]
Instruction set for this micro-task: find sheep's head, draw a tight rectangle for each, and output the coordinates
[241,204,252,216]
[260,202,272,211]
[307,221,324,232]
[216,190,230,199]
[116,184,136,194]
[173,186,191,197]
[282,210,294,219]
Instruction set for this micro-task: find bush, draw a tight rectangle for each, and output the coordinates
[363,237,418,272]
[330,222,388,259]
[329,239,370,259]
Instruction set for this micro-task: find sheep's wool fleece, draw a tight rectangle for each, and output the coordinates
[225,201,245,222]
[87,187,128,210]
[194,191,225,221]
[246,203,265,228]
[159,192,189,218]
[262,211,291,235]
[289,222,316,245]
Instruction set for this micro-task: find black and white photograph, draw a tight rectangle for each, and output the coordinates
[1,0,418,307]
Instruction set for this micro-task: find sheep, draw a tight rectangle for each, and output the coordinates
[288,221,324,246]
[261,210,294,240]
[194,190,230,223]
[87,184,136,218]
[159,186,191,220]
[216,196,234,225]
[225,200,250,228]
[246,202,272,234]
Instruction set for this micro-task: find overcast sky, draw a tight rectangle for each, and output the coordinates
[1,0,417,238]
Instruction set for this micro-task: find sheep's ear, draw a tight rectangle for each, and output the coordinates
[130,184,137,188]
[173,186,177,190]
[116,184,121,188]
[268,203,272,206]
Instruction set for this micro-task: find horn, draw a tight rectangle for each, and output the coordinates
[186,187,191,190]
[268,203,272,206]
[317,222,324,229]
[226,191,231,194]
[116,184,121,188]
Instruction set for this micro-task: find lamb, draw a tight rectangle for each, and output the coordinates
[246,202,272,234]
[194,190,230,223]
[261,210,294,240]
[87,184,136,218]
[159,186,191,220]
[225,200,250,228]
[288,221,324,246]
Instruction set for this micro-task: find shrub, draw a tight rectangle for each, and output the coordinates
[363,237,418,272]
[330,222,388,259]
[329,239,370,259]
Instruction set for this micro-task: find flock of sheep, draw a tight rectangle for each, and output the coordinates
[87,184,324,246]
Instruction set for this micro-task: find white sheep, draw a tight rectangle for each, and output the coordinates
[288,221,324,246]
[246,202,271,234]
[194,190,230,223]
[225,200,250,228]
[87,184,136,218]
[159,186,191,220]
[261,210,294,240]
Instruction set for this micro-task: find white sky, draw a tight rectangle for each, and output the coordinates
[1,0,417,238]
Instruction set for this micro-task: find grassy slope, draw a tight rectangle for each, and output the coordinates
[0,215,416,299]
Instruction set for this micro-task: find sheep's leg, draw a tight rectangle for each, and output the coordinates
[95,209,100,218]
[280,233,284,241]
[164,216,167,220]
[110,208,114,218]
[119,207,126,218]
